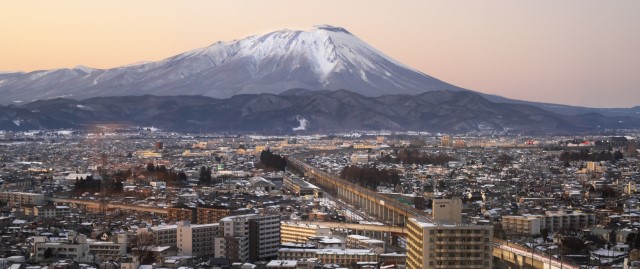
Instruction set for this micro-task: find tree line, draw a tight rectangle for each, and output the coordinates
[145,163,188,183]
[260,149,286,171]
[559,149,624,162]
[199,166,212,184]
[340,165,400,189]
[73,175,123,194]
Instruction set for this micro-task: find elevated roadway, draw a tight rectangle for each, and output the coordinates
[295,221,405,234]
[46,197,169,215]
[287,155,429,226]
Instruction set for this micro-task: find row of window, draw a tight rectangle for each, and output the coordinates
[431,237,489,242]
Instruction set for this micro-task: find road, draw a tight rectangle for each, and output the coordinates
[494,239,579,269]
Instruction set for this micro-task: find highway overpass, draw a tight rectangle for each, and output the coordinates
[46,197,169,215]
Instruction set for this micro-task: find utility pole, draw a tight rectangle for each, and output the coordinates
[530,235,535,269]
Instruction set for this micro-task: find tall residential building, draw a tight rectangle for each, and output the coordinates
[586,161,605,173]
[627,141,638,156]
[407,218,493,269]
[441,135,452,147]
[176,221,219,257]
[149,225,177,247]
[280,222,331,244]
[215,214,280,262]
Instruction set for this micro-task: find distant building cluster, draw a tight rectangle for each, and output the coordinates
[0,130,638,269]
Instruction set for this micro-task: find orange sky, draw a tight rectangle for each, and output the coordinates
[1,1,639,107]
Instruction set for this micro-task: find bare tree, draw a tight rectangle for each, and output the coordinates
[131,230,156,264]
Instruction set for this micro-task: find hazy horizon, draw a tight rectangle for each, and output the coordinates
[1,1,638,108]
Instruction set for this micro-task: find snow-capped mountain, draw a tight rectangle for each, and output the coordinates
[0,25,462,104]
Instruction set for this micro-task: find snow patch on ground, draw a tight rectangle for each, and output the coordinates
[76,104,92,110]
[360,70,368,82]
[28,70,58,80]
[74,65,96,74]
[292,116,309,131]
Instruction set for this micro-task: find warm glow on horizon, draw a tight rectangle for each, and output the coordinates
[1,1,639,108]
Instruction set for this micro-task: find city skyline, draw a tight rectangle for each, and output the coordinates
[1,1,639,108]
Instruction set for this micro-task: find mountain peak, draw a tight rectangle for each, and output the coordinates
[0,24,462,103]
[312,24,352,34]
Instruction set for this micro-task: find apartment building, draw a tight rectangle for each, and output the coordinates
[277,248,379,267]
[88,233,128,262]
[33,232,90,263]
[32,232,127,263]
[407,218,493,269]
[501,211,596,233]
[215,214,280,262]
[265,259,321,269]
[501,215,542,235]
[0,192,45,206]
[277,248,319,260]
[197,206,231,224]
[22,205,71,218]
[149,225,177,247]
[345,235,385,252]
[541,211,596,232]
[177,221,219,257]
[315,249,378,266]
[168,207,196,223]
[280,222,330,244]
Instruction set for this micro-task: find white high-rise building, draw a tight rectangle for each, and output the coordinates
[177,221,219,257]
[407,218,493,269]
[215,214,280,262]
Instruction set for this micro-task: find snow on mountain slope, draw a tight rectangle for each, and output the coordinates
[0,25,463,104]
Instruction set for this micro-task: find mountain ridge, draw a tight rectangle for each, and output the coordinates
[2,90,638,134]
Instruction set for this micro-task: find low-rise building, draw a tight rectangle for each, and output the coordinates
[315,249,378,266]
[168,207,195,223]
[32,232,127,263]
[501,215,542,235]
[88,233,128,262]
[283,176,319,196]
[345,235,385,252]
[197,206,231,224]
[0,192,45,206]
[280,222,330,244]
